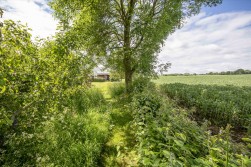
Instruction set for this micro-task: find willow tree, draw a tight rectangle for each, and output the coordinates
[50,0,222,92]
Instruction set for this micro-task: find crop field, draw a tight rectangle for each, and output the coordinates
[153,74,251,86]
[160,83,251,128]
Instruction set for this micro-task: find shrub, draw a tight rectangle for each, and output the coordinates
[132,86,251,166]
[132,77,155,93]
[132,89,208,166]
[110,72,122,82]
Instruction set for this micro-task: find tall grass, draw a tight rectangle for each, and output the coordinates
[1,88,110,167]
[36,110,110,167]
[66,87,105,113]
[109,83,125,98]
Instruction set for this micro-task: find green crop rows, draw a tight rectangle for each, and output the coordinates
[160,83,251,128]
[153,75,251,87]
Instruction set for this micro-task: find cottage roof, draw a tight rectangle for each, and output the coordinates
[97,72,109,75]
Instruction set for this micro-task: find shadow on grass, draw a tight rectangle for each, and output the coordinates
[99,98,139,166]
[110,108,133,127]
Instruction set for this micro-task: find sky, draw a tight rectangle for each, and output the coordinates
[1,0,251,74]
[0,0,57,39]
[159,0,251,74]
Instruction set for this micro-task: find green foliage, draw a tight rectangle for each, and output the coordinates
[110,71,122,82]
[207,68,251,75]
[133,89,207,166]
[36,110,110,167]
[132,85,251,166]
[86,88,106,107]
[109,83,125,99]
[132,77,156,94]
[1,109,110,167]
[50,0,222,91]
[160,83,251,128]
[197,125,251,166]
[66,87,105,113]
[0,20,41,136]
[0,18,93,133]
[0,19,101,166]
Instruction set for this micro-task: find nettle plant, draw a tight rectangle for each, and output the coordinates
[132,86,251,166]
[132,88,206,166]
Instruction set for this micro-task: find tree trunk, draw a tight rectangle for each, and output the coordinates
[124,22,133,93]
[123,0,136,93]
[124,56,133,93]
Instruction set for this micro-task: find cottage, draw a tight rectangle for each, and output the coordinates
[96,72,110,80]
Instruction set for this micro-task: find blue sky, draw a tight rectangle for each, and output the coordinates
[1,0,251,74]
[159,0,251,73]
[202,0,251,14]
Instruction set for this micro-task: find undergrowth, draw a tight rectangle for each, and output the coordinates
[1,88,110,167]
[131,81,251,166]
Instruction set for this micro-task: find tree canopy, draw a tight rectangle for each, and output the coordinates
[50,0,222,92]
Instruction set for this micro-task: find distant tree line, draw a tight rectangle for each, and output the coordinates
[163,69,251,76]
[206,69,251,75]
[164,73,198,76]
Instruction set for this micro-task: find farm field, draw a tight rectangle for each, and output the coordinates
[160,83,251,128]
[153,74,251,86]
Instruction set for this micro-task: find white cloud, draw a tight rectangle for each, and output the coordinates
[1,1,250,74]
[159,11,251,74]
[1,0,58,39]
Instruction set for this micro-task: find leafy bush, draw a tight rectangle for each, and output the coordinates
[133,89,208,166]
[133,89,161,119]
[110,71,122,82]
[0,20,104,166]
[132,77,155,93]
[132,86,251,166]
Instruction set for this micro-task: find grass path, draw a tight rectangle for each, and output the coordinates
[92,82,139,166]
[101,103,138,166]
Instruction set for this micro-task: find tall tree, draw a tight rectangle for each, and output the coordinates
[50,0,222,92]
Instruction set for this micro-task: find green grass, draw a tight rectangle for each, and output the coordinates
[91,81,138,166]
[91,82,117,99]
[153,74,251,87]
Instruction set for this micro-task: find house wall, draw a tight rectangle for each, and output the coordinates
[97,74,110,80]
